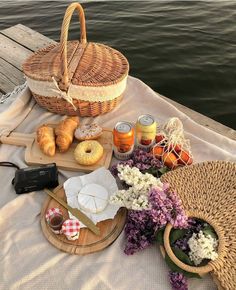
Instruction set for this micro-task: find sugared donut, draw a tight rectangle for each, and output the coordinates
[74,140,104,165]
[74,123,103,141]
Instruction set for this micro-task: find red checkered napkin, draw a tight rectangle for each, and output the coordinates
[62,219,80,237]
[45,207,63,223]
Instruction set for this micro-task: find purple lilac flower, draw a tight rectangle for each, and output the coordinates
[187,218,204,233]
[124,184,188,255]
[150,157,163,168]
[148,184,188,230]
[174,237,190,252]
[169,272,188,290]
[132,149,162,168]
[110,164,119,176]
[110,149,163,177]
[124,209,158,255]
[165,186,188,229]
[133,162,151,171]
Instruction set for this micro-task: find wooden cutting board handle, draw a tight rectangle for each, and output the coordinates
[0,132,34,147]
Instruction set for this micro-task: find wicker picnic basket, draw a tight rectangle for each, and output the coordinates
[22,2,129,116]
[161,161,236,290]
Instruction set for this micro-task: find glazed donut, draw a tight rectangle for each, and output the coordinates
[74,140,104,165]
[74,123,103,141]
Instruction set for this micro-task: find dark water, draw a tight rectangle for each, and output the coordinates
[0,1,236,129]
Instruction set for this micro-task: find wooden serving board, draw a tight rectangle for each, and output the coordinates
[0,126,113,172]
[41,185,127,255]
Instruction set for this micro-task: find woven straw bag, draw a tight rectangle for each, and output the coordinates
[23,2,129,116]
[160,161,236,290]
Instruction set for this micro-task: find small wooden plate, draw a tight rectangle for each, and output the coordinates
[41,185,127,255]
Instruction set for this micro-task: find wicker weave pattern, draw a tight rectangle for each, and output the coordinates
[23,41,128,86]
[59,2,87,88]
[161,161,236,290]
[32,93,123,116]
[22,3,129,116]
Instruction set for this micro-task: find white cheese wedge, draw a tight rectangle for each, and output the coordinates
[78,183,108,214]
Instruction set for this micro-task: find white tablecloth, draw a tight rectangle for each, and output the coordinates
[0,76,235,290]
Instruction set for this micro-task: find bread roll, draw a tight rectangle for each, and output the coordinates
[55,116,79,152]
[37,125,56,156]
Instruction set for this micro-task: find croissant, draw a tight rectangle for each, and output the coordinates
[55,116,80,152]
[37,125,56,156]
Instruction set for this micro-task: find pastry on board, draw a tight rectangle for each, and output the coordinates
[37,124,56,157]
[74,140,104,166]
[55,116,80,152]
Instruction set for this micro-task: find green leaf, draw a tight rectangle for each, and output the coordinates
[142,167,159,177]
[165,254,201,279]
[142,166,170,177]
[202,224,214,231]
[172,247,194,266]
[158,166,170,176]
[156,228,165,245]
[170,229,187,245]
[202,228,218,240]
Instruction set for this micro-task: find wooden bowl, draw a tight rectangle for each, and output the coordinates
[163,211,224,275]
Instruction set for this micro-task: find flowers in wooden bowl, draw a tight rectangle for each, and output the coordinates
[161,216,219,277]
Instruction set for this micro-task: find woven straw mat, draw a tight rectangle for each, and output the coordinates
[161,161,236,290]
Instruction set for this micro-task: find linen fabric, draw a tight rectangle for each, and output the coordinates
[0,76,235,290]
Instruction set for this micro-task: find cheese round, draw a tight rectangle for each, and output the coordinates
[78,183,108,214]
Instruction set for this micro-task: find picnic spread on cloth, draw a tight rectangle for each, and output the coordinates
[0,3,236,290]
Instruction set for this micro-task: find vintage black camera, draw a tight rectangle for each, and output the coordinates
[12,163,59,194]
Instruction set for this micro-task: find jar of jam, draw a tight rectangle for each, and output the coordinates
[45,208,64,234]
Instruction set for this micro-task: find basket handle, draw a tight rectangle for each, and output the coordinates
[60,2,87,90]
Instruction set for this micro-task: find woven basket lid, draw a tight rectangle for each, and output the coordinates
[161,161,236,290]
[22,3,129,91]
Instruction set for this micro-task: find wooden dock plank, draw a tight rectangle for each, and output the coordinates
[0,34,32,70]
[162,95,236,141]
[0,58,25,93]
[1,24,56,52]
[0,24,235,140]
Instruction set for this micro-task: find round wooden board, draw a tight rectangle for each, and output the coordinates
[41,185,127,255]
